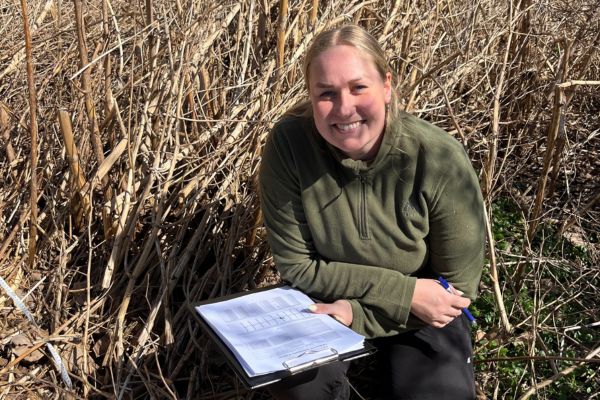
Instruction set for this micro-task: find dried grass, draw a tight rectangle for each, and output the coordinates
[0,0,598,398]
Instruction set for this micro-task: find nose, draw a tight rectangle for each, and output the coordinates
[333,90,354,118]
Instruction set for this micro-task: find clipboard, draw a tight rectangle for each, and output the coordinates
[191,285,376,389]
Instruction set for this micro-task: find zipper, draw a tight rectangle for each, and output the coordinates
[358,175,369,239]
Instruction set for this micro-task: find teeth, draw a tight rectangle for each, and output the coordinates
[336,121,361,131]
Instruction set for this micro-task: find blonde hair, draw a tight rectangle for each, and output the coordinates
[286,24,399,120]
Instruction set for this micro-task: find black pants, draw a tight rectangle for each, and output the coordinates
[268,315,476,400]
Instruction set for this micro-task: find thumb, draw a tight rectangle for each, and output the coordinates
[309,303,346,324]
[309,303,334,314]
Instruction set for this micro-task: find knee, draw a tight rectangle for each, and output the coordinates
[268,362,350,400]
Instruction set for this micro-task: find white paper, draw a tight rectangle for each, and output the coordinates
[196,286,365,377]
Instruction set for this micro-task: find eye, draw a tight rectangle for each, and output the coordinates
[353,84,367,92]
[319,91,335,99]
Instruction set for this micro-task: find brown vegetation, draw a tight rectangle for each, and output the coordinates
[0,0,598,398]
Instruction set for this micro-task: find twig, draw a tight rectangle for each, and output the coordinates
[560,191,600,235]
[483,202,512,332]
[477,355,600,364]
[557,80,600,88]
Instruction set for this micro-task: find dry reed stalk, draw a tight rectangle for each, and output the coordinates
[309,0,319,25]
[382,0,401,37]
[481,10,514,200]
[0,208,30,264]
[73,137,127,204]
[20,0,39,270]
[557,80,600,88]
[58,110,90,228]
[94,138,127,183]
[525,43,571,244]
[198,66,213,121]
[255,0,269,67]
[546,121,566,199]
[101,168,134,289]
[73,0,113,238]
[240,0,254,85]
[545,31,599,200]
[431,76,466,143]
[189,4,242,66]
[0,106,16,164]
[167,209,212,293]
[274,0,288,102]
[184,72,200,137]
[102,0,116,146]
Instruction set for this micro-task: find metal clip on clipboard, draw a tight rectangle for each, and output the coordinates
[282,346,339,374]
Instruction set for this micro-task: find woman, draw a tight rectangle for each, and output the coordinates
[259,24,484,399]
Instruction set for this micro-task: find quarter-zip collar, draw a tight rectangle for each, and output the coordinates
[320,121,396,176]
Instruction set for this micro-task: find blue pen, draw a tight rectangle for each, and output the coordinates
[437,276,476,325]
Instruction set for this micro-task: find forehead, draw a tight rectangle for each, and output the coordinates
[308,45,380,86]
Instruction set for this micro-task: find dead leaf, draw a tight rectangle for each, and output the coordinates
[9,334,44,363]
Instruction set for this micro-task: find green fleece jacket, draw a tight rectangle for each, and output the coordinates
[259,112,485,338]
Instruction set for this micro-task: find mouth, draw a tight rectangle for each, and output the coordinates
[333,120,364,132]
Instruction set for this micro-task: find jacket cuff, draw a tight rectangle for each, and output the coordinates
[348,299,366,336]
[394,275,417,325]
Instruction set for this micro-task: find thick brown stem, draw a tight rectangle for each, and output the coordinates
[274,0,289,102]
[20,0,39,270]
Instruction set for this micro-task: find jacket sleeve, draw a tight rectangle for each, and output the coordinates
[259,126,417,338]
[425,139,485,301]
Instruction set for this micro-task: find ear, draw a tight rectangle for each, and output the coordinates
[383,72,392,104]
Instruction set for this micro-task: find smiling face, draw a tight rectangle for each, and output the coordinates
[308,44,392,161]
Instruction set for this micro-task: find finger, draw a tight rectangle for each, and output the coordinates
[448,294,470,309]
[447,284,465,297]
[432,317,453,329]
[457,296,471,308]
[446,307,462,318]
[442,315,457,327]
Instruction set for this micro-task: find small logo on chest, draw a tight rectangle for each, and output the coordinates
[402,200,417,216]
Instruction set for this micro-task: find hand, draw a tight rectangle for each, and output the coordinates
[410,278,470,328]
[309,300,353,326]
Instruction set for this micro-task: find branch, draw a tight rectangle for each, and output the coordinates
[518,346,600,399]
